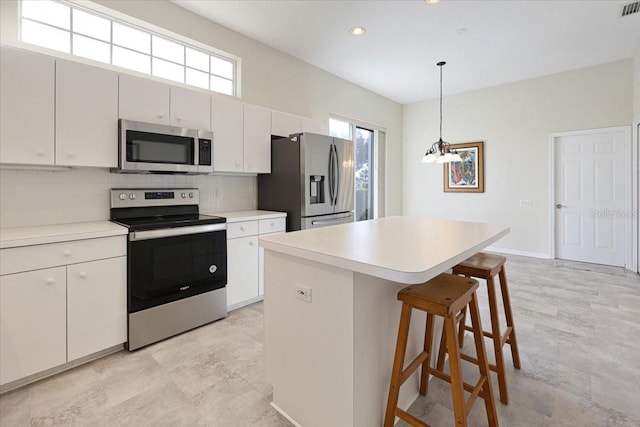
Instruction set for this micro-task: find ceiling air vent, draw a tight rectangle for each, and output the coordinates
[621,1,640,17]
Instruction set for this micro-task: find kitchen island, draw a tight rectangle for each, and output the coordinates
[259,216,509,427]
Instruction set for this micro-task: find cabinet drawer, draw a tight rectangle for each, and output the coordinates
[0,236,126,276]
[259,217,286,234]
[226,221,259,239]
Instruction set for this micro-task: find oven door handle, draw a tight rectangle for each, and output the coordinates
[129,223,226,241]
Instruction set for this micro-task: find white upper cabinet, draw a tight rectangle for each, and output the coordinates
[0,46,55,165]
[301,117,329,135]
[211,95,244,173]
[170,86,211,130]
[118,74,170,125]
[55,60,118,168]
[243,104,271,173]
[271,111,301,138]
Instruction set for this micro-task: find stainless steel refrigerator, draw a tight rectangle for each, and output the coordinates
[258,132,354,231]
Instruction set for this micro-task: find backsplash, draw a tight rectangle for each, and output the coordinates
[0,168,257,228]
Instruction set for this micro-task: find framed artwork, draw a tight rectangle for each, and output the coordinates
[444,141,484,193]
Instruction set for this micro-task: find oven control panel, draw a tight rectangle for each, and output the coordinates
[111,188,200,208]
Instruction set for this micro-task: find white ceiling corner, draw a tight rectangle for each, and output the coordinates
[171,0,640,104]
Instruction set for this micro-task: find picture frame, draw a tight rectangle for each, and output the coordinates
[443,141,484,193]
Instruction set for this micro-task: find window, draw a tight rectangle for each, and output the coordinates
[19,0,238,96]
[330,118,378,222]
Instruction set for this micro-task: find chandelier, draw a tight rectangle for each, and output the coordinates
[421,61,461,164]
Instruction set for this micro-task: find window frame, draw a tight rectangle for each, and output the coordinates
[17,0,241,97]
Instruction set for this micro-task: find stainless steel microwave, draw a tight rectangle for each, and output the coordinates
[115,119,213,174]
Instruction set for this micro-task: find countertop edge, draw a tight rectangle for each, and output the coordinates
[0,222,128,249]
[260,227,510,284]
[204,210,287,223]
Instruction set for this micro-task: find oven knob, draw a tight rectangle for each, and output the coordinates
[119,193,127,200]
[181,192,187,198]
[129,193,136,200]
[209,265,217,274]
[189,192,194,198]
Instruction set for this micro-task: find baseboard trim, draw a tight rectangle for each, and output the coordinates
[270,402,303,427]
[484,246,551,259]
[0,344,124,394]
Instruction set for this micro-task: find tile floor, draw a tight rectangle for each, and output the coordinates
[0,255,639,426]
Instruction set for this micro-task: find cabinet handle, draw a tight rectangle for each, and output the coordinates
[247,162,253,168]
[235,161,241,167]
[46,278,55,285]
[67,152,75,157]
[79,272,87,278]
[158,114,164,119]
[240,226,245,231]
[176,117,182,121]
[270,222,274,227]
[249,241,254,246]
[63,250,72,256]
[36,149,44,156]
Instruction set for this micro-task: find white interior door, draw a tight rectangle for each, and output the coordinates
[555,128,628,267]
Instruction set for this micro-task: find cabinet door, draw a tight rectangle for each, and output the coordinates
[243,104,271,173]
[226,235,259,308]
[170,86,210,130]
[119,74,170,125]
[67,257,126,361]
[271,111,300,138]
[258,231,285,296]
[0,267,66,385]
[56,60,118,167]
[301,118,328,135]
[0,47,55,165]
[211,96,244,172]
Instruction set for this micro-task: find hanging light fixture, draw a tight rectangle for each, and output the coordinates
[421,61,461,164]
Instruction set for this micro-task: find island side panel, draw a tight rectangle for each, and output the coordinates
[264,250,355,427]
[353,272,443,426]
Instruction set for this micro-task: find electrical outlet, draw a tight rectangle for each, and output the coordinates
[294,285,312,303]
[519,200,532,208]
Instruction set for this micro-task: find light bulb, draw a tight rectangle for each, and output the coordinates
[422,153,436,163]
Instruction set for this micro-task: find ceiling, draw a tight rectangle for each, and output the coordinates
[171,0,640,104]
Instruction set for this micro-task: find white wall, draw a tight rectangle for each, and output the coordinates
[403,60,634,257]
[0,0,403,228]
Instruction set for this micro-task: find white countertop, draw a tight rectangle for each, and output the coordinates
[205,210,286,223]
[259,216,509,284]
[0,221,128,249]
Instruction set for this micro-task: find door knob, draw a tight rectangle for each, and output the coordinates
[555,204,567,209]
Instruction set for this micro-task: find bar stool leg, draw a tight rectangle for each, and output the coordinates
[420,313,435,396]
[469,292,499,427]
[486,276,508,404]
[444,315,467,427]
[384,303,412,427]
[436,321,448,372]
[499,267,521,369]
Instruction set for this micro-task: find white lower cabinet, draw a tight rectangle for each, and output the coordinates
[227,235,259,308]
[0,236,126,388]
[0,267,67,385]
[224,215,286,310]
[67,257,127,361]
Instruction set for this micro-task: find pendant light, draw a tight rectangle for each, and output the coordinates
[421,61,461,163]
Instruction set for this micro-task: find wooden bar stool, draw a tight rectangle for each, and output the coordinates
[384,274,498,427]
[437,252,521,405]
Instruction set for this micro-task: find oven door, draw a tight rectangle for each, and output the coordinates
[127,224,227,313]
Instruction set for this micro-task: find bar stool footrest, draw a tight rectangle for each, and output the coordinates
[396,408,431,427]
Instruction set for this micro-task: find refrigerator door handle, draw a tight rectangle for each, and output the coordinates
[328,145,335,204]
[332,144,339,206]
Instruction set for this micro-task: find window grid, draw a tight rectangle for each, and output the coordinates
[19,0,236,96]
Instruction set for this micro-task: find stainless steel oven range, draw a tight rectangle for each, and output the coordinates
[110,188,227,350]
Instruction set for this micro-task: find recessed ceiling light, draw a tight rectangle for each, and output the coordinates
[424,0,442,4]
[349,26,366,36]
